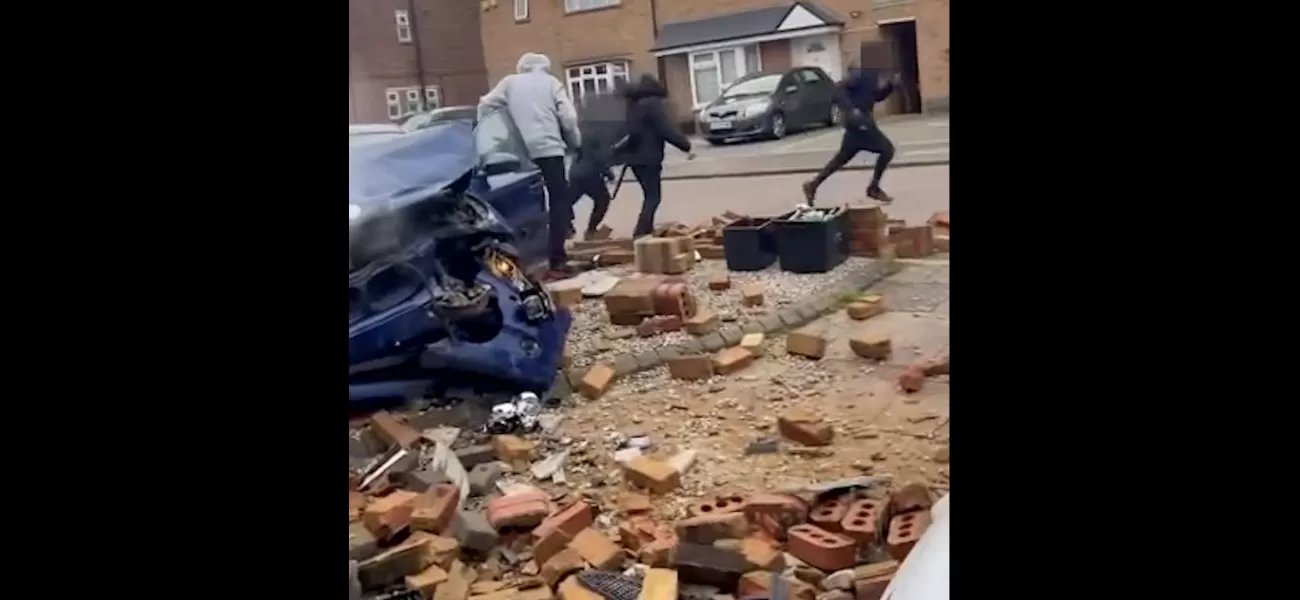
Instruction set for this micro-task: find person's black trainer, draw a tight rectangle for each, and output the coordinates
[801,180,818,205]
[866,186,894,204]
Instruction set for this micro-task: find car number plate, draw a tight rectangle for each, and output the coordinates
[710,120,733,131]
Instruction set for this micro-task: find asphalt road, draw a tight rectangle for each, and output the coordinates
[572,164,950,238]
[659,114,949,179]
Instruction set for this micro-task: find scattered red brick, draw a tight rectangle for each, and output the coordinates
[786,523,857,572]
[486,489,553,530]
[898,365,926,393]
[886,510,932,561]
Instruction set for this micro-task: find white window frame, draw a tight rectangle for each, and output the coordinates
[514,0,529,21]
[565,0,620,14]
[385,85,443,121]
[688,45,762,109]
[394,9,412,44]
[564,61,629,104]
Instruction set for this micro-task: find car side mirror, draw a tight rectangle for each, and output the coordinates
[784,85,798,93]
[481,152,522,176]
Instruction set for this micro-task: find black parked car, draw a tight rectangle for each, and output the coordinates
[697,67,841,145]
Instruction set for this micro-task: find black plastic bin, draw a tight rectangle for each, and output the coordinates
[722,217,779,271]
[774,207,848,273]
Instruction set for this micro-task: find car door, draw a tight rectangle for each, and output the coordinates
[776,72,806,128]
[469,107,549,268]
[798,68,835,123]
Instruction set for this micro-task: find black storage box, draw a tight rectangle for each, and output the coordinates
[774,207,849,273]
[722,217,779,271]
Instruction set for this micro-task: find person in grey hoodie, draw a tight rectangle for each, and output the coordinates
[479,52,582,277]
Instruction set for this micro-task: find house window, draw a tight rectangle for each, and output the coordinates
[565,61,629,104]
[514,0,529,21]
[385,85,442,121]
[565,0,620,14]
[689,45,761,106]
[394,9,412,44]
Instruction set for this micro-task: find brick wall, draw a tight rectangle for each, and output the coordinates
[349,0,489,123]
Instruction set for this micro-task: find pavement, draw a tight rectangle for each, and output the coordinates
[573,164,950,239]
[655,114,949,180]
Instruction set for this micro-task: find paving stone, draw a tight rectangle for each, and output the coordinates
[565,368,587,388]
[778,309,804,328]
[811,295,837,315]
[656,345,683,362]
[741,320,764,334]
[612,354,640,376]
[759,314,784,333]
[676,338,704,355]
[719,326,744,347]
[634,350,662,369]
[699,332,726,352]
[795,305,820,322]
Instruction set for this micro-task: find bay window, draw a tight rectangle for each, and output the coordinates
[565,61,629,105]
[689,45,761,106]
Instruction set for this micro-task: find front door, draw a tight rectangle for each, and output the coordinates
[791,34,843,80]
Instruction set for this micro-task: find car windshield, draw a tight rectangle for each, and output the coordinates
[721,74,783,99]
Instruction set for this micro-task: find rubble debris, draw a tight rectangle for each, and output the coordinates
[450,510,498,554]
[580,365,617,400]
[787,524,856,572]
[577,570,644,600]
[624,456,681,494]
[487,393,544,434]
[406,564,450,598]
[455,444,497,469]
[362,447,417,489]
[493,435,537,466]
[570,527,624,569]
[684,309,720,336]
[885,510,931,561]
[371,411,424,449]
[422,426,463,446]
[486,488,553,529]
[364,490,421,540]
[741,283,765,307]
[845,299,886,321]
[898,365,925,393]
[638,568,678,600]
[667,355,715,380]
[848,334,892,361]
[541,548,586,588]
[712,347,754,375]
[531,450,569,481]
[890,226,935,259]
[673,542,747,589]
[889,482,933,514]
[777,411,834,447]
[744,437,780,455]
[739,332,765,351]
[707,274,731,291]
[853,560,900,600]
[667,450,697,475]
[468,462,505,496]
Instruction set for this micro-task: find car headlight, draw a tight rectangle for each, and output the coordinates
[742,101,771,118]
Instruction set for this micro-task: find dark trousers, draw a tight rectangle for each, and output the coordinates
[569,167,613,234]
[811,123,896,189]
[630,164,663,237]
[534,156,571,268]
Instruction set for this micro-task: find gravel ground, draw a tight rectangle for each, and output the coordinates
[566,257,886,369]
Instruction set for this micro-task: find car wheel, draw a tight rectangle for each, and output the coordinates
[768,113,787,140]
[828,105,842,126]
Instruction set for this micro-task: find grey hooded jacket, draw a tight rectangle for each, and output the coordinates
[477,53,581,160]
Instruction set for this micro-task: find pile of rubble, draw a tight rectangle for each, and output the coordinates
[350,404,944,600]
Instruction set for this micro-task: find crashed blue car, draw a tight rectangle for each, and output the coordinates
[348,110,572,405]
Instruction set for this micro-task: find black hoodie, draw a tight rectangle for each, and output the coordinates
[617,74,692,167]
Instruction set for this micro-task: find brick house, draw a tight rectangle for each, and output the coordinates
[349,0,490,124]
[477,0,948,124]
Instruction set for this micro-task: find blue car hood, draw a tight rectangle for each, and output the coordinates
[349,121,477,223]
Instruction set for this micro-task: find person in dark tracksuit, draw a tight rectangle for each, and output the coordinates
[617,74,694,237]
[801,64,900,205]
[568,88,627,240]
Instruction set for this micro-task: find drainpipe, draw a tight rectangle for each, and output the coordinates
[650,0,665,83]
[407,0,430,110]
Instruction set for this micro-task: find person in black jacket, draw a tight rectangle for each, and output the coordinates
[617,74,694,237]
[801,63,900,205]
[568,86,628,240]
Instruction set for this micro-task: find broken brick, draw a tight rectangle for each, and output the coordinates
[492,435,536,464]
[808,497,849,532]
[922,355,949,376]
[707,274,731,291]
[540,548,586,588]
[569,527,623,570]
[898,365,925,393]
[350,490,368,522]
[820,570,855,591]
[739,572,816,600]
[787,524,856,572]
[349,521,380,561]
[639,526,679,567]
[845,300,887,321]
[358,531,439,589]
[818,590,854,600]
[672,542,747,589]
[405,564,449,599]
[852,560,899,584]
[637,568,679,600]
[777,411,834,446]
[886,510,932,561]
[666,355,714,381]
[455,445,497,468]
[689,493,746,517]
[623,456,681,494]
[412,483,461,534]
[849,334,892,361]
[620,493,653,515]
[370,411,422,449]
[432,559,474,600]
[739,332,764,351]
[674,511,748,544]
[741,283,765,307]
[854,571,897,600]
[785,330,827,359]
[840,497,888,548]
[449,510,498,554]
[742,494,809,540]
[486,488,553,530]
[548,284,584,309]
[532,525,573,567]
[618,516,658,551]
[890,482,933,514]
[698,244,726,259]
[536,501,594,542]
[740,537,785,570]
[712,346,754,375]
[684,309,720,336]
[579,364,616,400]
[362,490,421,541]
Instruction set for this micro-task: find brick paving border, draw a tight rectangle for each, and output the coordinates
[559,260,898,391]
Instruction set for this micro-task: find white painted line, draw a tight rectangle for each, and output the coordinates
[897,138,949,147]
[926,121,950,127]
[903,148,950,156]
